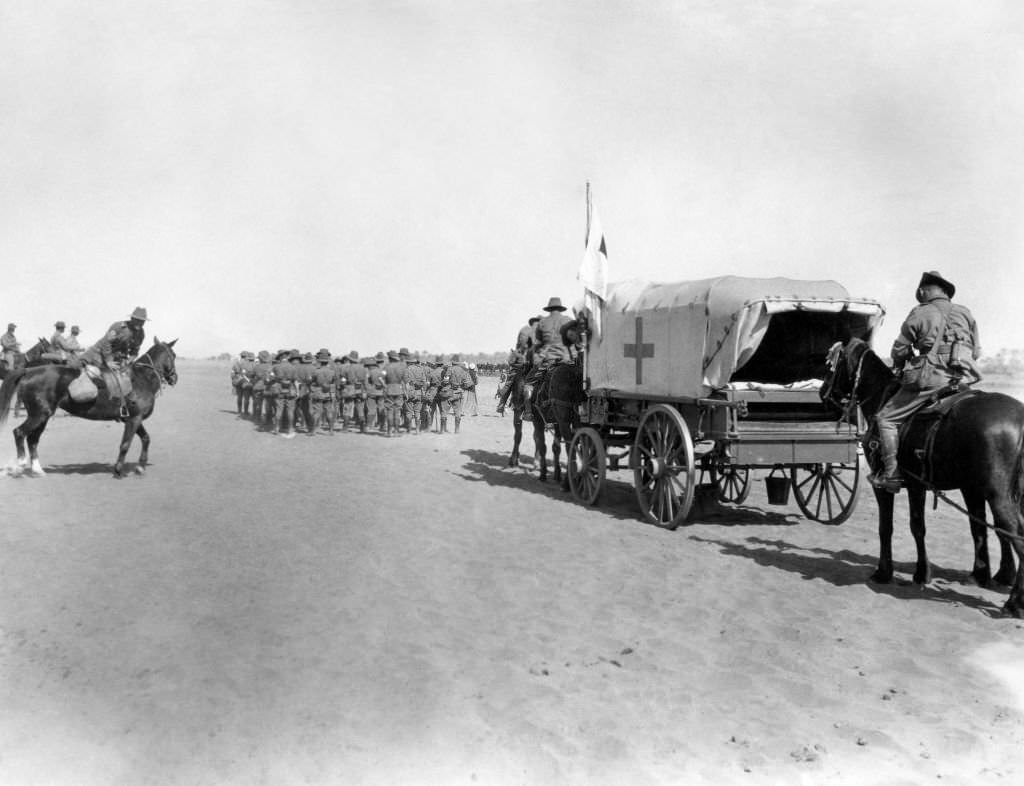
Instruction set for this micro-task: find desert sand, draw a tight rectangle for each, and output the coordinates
[1,360,1023,785]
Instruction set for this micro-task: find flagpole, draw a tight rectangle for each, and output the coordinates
[582,182,591,392]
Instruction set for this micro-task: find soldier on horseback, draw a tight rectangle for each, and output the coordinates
[495,315,539,415]
[522,297,575,421]
[78,306,149,402]
[1,322,20,371]
[870,271,981,493]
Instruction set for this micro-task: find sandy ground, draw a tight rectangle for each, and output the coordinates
[2,360,1023,785]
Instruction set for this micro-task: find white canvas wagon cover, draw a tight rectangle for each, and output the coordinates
[586,276,885,399]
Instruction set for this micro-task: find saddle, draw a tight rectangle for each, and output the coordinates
[71,364,134,403]
[865,387,981,486]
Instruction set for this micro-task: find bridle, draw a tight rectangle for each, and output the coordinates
[133,350,177,391]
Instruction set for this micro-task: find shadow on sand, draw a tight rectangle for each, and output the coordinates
[689,533,1007,617]
[458,449,807,529]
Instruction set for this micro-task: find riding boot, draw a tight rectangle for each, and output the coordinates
[454,416,461,434]
[870,428,902,493]
[521,384,533,421]
[440,418,447,433]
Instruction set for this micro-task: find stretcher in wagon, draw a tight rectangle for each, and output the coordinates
[566,276,886,528]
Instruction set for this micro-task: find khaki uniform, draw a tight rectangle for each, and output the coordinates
[271,356,299,435]
[309,361,337,434]
[382,355,407,435]
[873,283,980,489]
[404,358,429,433]
[364,359,385,433]
[250,353,274,425]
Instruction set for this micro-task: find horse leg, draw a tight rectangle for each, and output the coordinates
[136,422,151,472]
[870,488,896,583]
[988,496,1024,616]
[534,420,547,481]
[552,429,563,488]
[25,416,51,476]
[907,486,931,584]
[509,412,522,467]
[987,494,1019,588]
[961,487,993,587]
[113,418,140,477]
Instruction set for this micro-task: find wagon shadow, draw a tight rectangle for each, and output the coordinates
[690,534,1004,616]
[455,448,643,523]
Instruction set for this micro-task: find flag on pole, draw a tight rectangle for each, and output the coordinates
[578,188,608,339]
[578,203,608,300]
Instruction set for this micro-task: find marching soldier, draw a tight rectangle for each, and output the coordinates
[421,355,440,432]
[250,350,274,426]
[309,349,337,435]
[445,353,473,434]
[271,349,299,437]
[364,353,386,434]
[295,352,315,433]
[382,349,408,437]
[404,351,429,434]
[231,351,255,416]
[339,350,364,431]
[434,355,453,433]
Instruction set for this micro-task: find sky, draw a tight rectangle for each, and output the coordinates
[2,0,1022,358]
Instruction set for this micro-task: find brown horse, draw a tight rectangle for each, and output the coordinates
[0,339,178,477]
[822,338,1024,617]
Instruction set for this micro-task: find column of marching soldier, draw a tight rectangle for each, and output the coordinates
[229,347,476,438]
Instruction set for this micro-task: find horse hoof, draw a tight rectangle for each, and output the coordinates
[869,569,893,584]
[134,466,146,476]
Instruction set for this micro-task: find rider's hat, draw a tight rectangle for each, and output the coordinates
[363,354,377,365]
[387,349,399,361]
[258,350,271,362]
[918,271,955,298]
[316,348,331,361]
[375,351,387,363]
[275,349,291,361]
[7,323,15,330]
[543,297,566,312]
[450,353,461,363]
[130,307,149,321]
[528,315,541,325]
[55,320,66,330]
[398,347,411,357]
[70,325,80,333]
[301,352,314,363]
[435,354,446,364]
[347,350,359,362]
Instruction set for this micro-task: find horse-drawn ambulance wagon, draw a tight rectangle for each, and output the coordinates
[567,276,886,528]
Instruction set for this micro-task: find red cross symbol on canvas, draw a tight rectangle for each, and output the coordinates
[623,316,655,384]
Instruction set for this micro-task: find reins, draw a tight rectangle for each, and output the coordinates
[896,465,1024,545]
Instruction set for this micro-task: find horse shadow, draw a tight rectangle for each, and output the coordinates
[42,462,145,476]
[689,534,1006,616]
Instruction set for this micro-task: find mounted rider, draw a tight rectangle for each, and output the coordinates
[495,315,540,415]
[78,307,149,402]
[522,297,575,420]
[1,323,20,371]
[870,271,981,493]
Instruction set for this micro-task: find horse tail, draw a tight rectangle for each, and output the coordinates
[0,369,27,426]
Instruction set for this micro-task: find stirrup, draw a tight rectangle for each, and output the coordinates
[869,472,902,493]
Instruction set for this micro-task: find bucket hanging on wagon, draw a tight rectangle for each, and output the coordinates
[764,466,791,505]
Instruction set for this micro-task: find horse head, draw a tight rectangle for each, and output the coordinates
[142,337,179,387]
[821,337,895,418]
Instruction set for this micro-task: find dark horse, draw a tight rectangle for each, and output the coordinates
[508,361,585,487]
[822,337,1024,617]
[0,339,178,478]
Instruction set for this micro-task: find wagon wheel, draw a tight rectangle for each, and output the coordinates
[790,462,860,525]
[714,464,751,504]
[568,427,606,507]
[633,404,696,529]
